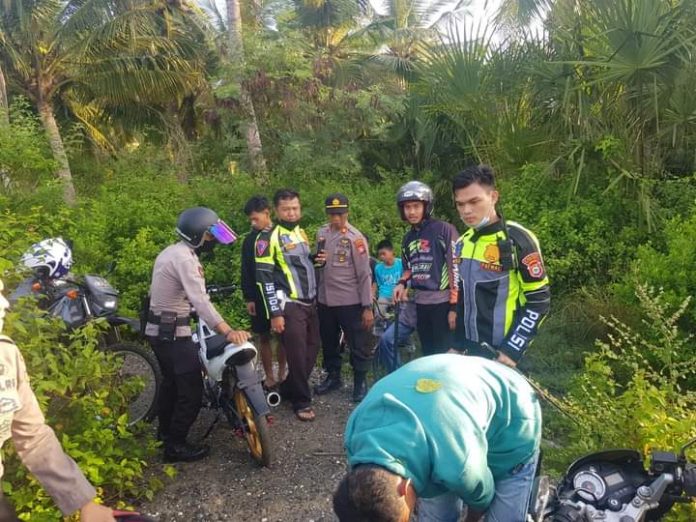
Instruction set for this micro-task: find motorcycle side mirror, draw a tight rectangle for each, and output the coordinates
[679,437,696,460]
[105,261,117,276]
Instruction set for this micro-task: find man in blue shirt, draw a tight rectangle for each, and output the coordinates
[334,355,542,521]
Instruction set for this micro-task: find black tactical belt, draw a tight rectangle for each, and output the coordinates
[147,311,190,326]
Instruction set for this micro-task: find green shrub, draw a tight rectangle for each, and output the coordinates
[545,285,696,520]
[618,207,696,322]
[1,299,164,520]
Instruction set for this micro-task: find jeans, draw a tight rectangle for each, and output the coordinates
[377,320,416,373]
[417,450,539,522]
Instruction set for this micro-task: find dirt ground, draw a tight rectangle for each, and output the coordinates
[139,369,354,522]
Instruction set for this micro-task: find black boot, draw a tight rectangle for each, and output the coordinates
[352,372,367,403]
[314,372,342,395]
[164,441,210,463]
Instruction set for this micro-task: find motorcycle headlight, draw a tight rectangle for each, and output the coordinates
[102,298,117,309]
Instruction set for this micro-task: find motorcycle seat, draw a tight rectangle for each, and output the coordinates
[205,336,257,365]
[205,335,229,359]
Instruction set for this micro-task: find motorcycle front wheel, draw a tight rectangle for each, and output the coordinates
[233,388,272,467]
[105,342,161,425]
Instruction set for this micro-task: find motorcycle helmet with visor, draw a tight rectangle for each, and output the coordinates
[176,207,237,248]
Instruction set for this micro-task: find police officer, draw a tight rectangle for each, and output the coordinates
[0,279,116,522]
[145,207,251,462]
[314,193,374,402]
[255,189,321,422]
[451,165,550,366]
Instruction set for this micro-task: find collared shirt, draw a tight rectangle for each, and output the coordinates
[0,336,96,515]
[144,241,223,337]
[345,355,541,511]
[255,223,317,318]
[316,223,372,308]
[454,220,550,361]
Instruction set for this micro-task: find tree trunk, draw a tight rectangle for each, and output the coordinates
[37,99,77,205]
[226,0,268,177]
[0,63,8,127]
[166,103,192,183]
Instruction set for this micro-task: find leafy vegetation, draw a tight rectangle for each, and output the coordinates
[1,0,696,517]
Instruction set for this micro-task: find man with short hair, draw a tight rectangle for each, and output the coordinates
[314,193,374,402]
[451,165,550,367]
[241,196,287,389]
[254,189,320,421]
[333,355,542,522]
[392,181,459,356]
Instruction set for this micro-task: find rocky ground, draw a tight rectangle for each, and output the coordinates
[139,370,355,522]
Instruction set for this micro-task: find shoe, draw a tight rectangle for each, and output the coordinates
[314,372,342,395]
[163,442,210,463]
[352,372,368,403]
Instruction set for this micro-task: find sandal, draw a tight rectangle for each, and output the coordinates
[295,407,315,422]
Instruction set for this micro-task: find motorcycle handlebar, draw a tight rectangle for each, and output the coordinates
[206,284,237,296]
[683,464,696,497]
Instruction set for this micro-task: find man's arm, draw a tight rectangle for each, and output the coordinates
[499,225,550,362]
[352,233,374,330]
[6,343,98,516]
[352,234,373,308]
[240,233,257,302]
[443,223,460,308]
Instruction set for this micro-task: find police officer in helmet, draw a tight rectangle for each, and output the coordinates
[145,207,251,462]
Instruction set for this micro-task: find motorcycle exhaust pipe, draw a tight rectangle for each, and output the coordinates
[266,391,281,407]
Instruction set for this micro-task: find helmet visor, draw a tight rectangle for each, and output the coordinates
[209,220,238,245]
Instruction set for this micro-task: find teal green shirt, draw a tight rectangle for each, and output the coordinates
[344,355,541,510]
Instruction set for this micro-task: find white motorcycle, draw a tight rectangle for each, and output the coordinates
[192,285,279,467]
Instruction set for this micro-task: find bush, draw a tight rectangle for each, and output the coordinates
[617,207,696,323]
[545,285,696,520]
[1,299,164,520]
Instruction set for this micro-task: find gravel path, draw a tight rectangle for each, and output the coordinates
[140,371,354,521]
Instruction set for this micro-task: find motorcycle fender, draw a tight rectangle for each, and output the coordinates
[235,362,270,416]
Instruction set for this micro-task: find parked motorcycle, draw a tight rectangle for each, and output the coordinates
[528,438,696,521]
[193,284,276,467]
[11,272,161,425]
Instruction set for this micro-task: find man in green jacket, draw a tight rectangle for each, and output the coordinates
[333,354,541,521]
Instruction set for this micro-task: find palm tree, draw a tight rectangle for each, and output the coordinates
[0,62,8,126]
[0,0,207,203]
[226,0,267,175]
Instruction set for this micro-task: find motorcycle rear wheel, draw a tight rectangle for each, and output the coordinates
[105,342,161,425]
[233,388,272,467]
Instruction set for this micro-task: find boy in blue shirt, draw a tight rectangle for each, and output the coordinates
[334,355,542,522]
[372,239,403,307]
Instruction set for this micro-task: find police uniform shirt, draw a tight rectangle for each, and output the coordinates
[145,241,224,338]
[316,224,372,308]
[0,336,97,515]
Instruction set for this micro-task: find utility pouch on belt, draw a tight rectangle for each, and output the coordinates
[158,311,178,342]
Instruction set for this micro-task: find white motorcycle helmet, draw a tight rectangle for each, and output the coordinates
[20,237,74,279]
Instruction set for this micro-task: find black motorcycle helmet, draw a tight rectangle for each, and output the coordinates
[176,207,228,248]
[396,181,434,220]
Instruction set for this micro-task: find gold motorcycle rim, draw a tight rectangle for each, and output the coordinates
[233,389,264,460]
